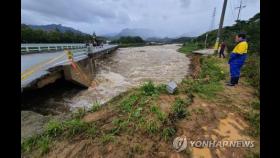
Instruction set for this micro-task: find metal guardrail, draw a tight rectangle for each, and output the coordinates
[21,43,86,54]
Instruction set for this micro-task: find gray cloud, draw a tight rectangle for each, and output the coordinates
[180,0,191,7]
[22,0,116,23]
[21,0,260,37]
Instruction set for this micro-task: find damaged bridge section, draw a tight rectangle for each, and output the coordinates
[21,44,118,92]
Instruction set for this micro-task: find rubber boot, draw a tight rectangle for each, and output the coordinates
[234,77,239,85]
[226,77,235,86]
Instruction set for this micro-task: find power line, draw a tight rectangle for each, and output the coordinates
[205,7,216,48]
[235,0,246,21]
[229,0,236,21]
[210,7,216,30]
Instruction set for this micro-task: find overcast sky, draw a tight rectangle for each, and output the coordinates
[21,0,260,37]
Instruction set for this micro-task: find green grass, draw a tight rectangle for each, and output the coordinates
[199,57,226,82]
[162,127,176,141]
[36,136,51,155]
[90,101,101,112]
[101,133,115,144]
[86,124,98,139]
[178,42,201,54]
[21,135,52,156]
[250,100,260,110]
[63,119,88,137]
[22,136,40,153]
[156,84,167,94]
[191,81,224,99]
[171,98,188,119]
[150,105,167,122]
[246,100,260,137]
[111,119,129,134]
[22,117,91,155]
[72,107,86,119]
[244,111,260,137]
[45,119,64,137]
[184,57,225,100]
[22,120,63,155]
[145,120,160,134]
[131,107,143,118]
[141,81,158,96]
[120,94,139,113]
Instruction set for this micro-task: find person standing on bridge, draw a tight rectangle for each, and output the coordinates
[227,33,248,86]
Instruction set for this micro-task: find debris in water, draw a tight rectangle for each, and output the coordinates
[167,81,177,94]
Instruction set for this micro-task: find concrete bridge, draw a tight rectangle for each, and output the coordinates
[21,43,118,92]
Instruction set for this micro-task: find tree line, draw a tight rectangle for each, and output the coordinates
[21,24,92,43]
[110,36,145,44]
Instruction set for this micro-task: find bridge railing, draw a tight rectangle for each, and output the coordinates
[21,43,86,54]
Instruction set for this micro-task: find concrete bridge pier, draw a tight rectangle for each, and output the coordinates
[63,57,96,87]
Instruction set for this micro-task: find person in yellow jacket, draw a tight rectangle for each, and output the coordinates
[227,33,248,86]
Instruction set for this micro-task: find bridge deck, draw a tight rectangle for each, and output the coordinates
[21,45,118,89]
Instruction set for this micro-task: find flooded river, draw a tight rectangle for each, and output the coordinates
[22,44,190,113]
[68,44,190,109]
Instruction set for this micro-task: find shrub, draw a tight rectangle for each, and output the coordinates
[141,81,158,96]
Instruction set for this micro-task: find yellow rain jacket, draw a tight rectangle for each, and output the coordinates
[232,41,248,54]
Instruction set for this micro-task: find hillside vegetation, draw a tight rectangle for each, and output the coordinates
[182,13,260,95]
[110,36,146,47]
[21,24,93,43]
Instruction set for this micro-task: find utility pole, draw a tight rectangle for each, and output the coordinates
[205,7,216,49]
[235,0,246,21]
[214,0,228,52]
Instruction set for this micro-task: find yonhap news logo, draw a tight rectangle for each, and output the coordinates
[173,136,255,152]
[173,136,188,152]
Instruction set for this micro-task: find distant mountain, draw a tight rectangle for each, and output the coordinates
[145,36,194,44]
[101,32,118,37]
[115,28,157,39]
[170,37,195,43]
[26,24,87,35]
[101,28,194,42]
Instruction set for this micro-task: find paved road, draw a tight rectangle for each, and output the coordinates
[21,45,118,89]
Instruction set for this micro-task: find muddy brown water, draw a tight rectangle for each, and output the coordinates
[22,44,190,114]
